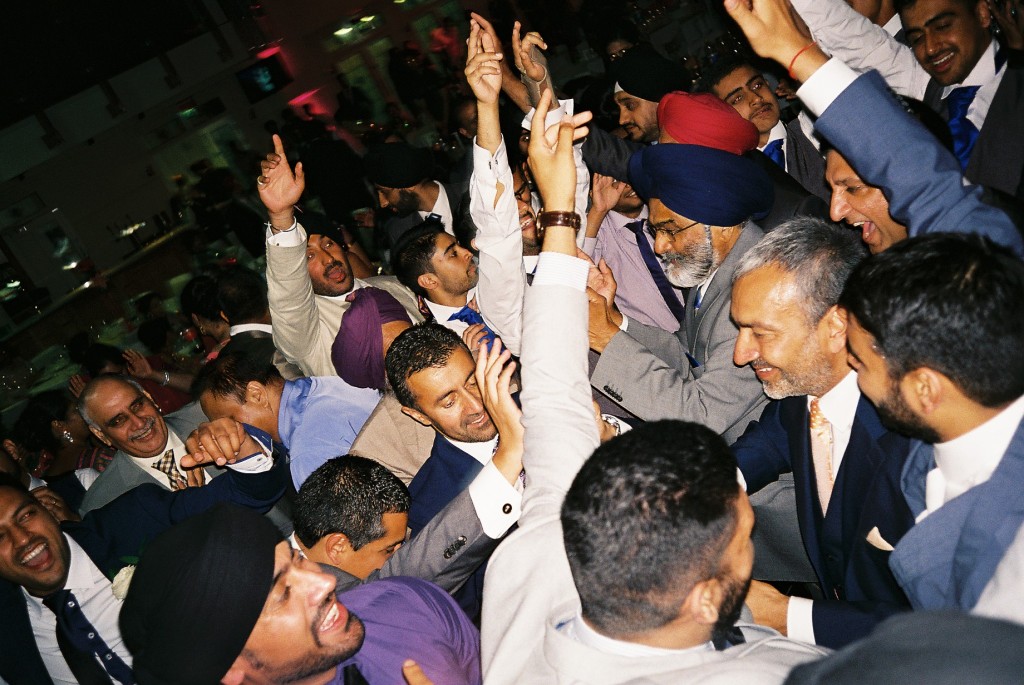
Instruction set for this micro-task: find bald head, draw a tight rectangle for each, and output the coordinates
[79,375,169,459]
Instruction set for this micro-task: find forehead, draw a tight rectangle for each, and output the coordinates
[732,266,807,325]
[405,347,474,400]
[648,198,693,225]
[901,0,974,23]
[88,381,145,416]
[715,65,761,92]
[825,150,857,178]
[0,487,33,520]
[431,232,457,255]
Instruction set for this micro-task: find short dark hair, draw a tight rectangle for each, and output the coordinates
[180,274,221,322]
[217,266,268,325]
[12,390,75,457]
[191,343,283,403]
[839,234,1024,407]
[137,317,172,355]
[894,0,978,13]
[696,54,756,95]
[391,220,446,297]
[82,343,124,377]
[384,323,466,409]
[294,456,410,550]
[0,471,28,495]
[561,421,740,637]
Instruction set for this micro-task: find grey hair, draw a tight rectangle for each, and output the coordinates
[77,374,148,431]
[733,216,867,323]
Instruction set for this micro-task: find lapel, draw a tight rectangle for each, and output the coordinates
[965,64,1024,196]
[779,396,827,582]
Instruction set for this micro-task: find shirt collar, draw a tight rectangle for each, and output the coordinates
[882,13,902,37]
[809,370,860,430]
[424,287,475,322]
[419,182,453,230]
[229,323,273,336]
[760,120,787,149]
[321,278,368,303]
[562,609,714,657]
[933,393,1024,495]
[443,434,498,465]
[64,535,111,592]
[942,39,1002,97]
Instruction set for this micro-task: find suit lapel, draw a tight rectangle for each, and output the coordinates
[781,397,827,583]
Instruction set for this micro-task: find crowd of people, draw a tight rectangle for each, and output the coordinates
[2,0,1024,683]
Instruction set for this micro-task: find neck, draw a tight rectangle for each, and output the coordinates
[587,614,710,651]
[418,181,439,212]
[236,313,272,326]
[757,130,771,148]
[266,383,286,443]
[428,289,469,309]
[935,400,1013,443]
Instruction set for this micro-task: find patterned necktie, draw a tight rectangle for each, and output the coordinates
[43,589,134,684]
[762,139,786,170]
[623,219,686,322]
[151,449,187,491]
[945,85,981,172]
[448,304,497,347]
[809,398,834,514]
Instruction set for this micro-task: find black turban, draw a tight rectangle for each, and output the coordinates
[610,44,690,103]
[364,142,433,188]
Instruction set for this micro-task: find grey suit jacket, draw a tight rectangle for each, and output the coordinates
[591,224,769,444]
[320,486,499,595]
[79,403,208,514]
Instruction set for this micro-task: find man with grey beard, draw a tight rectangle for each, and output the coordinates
[587,141,774,444]
[729,217,915,650]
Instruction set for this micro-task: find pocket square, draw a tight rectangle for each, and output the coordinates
[866,526,894,552]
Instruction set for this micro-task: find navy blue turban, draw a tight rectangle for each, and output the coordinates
[628,144,774,227]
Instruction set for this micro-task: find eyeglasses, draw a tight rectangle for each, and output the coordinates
[646,219,702,241]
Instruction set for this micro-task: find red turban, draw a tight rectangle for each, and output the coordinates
[657,92,759,155]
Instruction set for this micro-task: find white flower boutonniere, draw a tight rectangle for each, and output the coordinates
[111,565,136,601]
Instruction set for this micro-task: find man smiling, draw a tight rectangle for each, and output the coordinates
[121,504,481,685]
[824,148,908,254]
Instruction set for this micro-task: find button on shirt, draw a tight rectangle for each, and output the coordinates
[24,537,132,685]
[922,393,1024,521]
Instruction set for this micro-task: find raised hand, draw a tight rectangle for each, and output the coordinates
[465,18,503,105]
[989,0,1023,50]
[527,90,592,212]
[474,337,523,484]
[122,348,154,380]
[257,134,305,224]
[589,173,628,217]
[722,0,825,80]
[511,21,548,81]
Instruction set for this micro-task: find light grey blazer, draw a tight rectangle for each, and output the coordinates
[591,223,769,445]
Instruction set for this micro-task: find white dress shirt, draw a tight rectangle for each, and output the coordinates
[560,609,714,657]
[229,322,274,336]
[787,371,862,644]
[23,537,133,685]
[130,430,189,489]
[419,181,455,236]
[438,434,523,537]
[922,393,1024,520]
[424,287,475,337]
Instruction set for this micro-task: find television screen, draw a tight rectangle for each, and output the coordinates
[236,54,292,103]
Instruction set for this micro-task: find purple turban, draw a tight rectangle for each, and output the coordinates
[628,143,774,227]
[331,287,412,390]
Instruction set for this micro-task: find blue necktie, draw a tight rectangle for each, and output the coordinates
[43,589,134,684]
[624,219,686,322]
[448,305,497,347]
[762,139,785,170]
[946,85,981,172]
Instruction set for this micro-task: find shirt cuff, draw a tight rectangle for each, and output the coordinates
[796,57,860,118]
[580,236,598,256]
[473,137,509,178]
[787,597,817,644]
[618,314,629,332]
[532,252,590,290]
[521,98,575,129]
[266,220,307,247]
[227,434,275,474]
[468,462,523,538]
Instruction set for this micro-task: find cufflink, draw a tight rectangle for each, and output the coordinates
[502,503,512,514]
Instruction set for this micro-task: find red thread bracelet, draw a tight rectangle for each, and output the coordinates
[788,41,817,80]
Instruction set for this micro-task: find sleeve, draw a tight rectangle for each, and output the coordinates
[730,402,794,495]
[581,126,644,182]
[788,597,817,644]
[807,67,1024,256]
[789,0,930,99]
[470,137,528,356]
[467,462,522,537]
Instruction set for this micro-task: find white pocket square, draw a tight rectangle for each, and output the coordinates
[866,526,894,552]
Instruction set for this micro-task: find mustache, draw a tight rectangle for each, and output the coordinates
[130,417,157,440]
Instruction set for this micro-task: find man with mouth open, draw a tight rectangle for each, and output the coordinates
[0,418,288,684]
[121,504,481,685]
[258,135,423,378]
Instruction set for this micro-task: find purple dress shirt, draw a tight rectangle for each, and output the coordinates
[333,577,481,685]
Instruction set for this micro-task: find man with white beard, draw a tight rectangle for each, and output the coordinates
[587,141,774,444]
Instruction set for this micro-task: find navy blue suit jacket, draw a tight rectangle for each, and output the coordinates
[408,434,483,539]
[0,456,287,684]
[733,394,914,648]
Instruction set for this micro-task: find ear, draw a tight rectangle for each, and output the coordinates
[324,532,352,565]
[190,313,202,329]
[400,405,434,428]
[684,577,723,627]
[821,304,848,355]
[901,367,945,416]
[89,426,113,447]
[976,0,992,28]
[458,127,470,139]
[50,419,64,439]
[2,439,22,463]
[220,661,246,685]
[416,272,440,293]
[245,381,269,408]
[219,310,229,324]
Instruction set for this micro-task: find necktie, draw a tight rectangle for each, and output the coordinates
[945,85,981,172]
[448,304,497,347]
[623,219,686,322]
[809,398,834,513]
[762,139,785,170]
[151,449,187,491]
[43,589,134,684]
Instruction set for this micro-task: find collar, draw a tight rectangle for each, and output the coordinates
[561,609,714,657]
[419,181,452,228]
[696,268,720,302]
[229,323,273,336]
[932,394,1024,502]
[882,13,902,37]
[321,279,368,303]
[608,206,649,231]
[424,287,475,322]
[63,535,110,592]
[443,434,498,465]
[808,370,860,431]
[131,429,186,468]
[942,40,1003,97]
[759,120,786,149]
